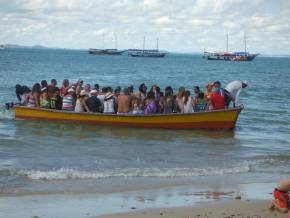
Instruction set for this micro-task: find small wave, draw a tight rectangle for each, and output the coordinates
[16,165,252,180]
[261,155,290,165]
[0,108,14,120]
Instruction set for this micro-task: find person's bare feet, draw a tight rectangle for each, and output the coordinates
[268,200,275,210]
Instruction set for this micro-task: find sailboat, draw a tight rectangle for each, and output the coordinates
[203,33,259,61]
[0,45,5,50]
[128,37,168,58]
[88,33,126,55]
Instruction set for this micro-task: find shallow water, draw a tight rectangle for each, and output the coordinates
[0,48,290,195]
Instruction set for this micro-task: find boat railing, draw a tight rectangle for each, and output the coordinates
[13,105,243,117]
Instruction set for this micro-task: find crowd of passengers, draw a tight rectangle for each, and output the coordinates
[15,79,234,114]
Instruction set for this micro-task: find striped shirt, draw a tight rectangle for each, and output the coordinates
[62,94,74,111]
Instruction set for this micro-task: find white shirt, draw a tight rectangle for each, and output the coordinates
[225,80,243,104]
[75,99,84,112]
[103,98,115,113]
[97,94,105,104]
[183,96,194,113]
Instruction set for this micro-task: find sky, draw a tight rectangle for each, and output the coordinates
[0,0,290,55]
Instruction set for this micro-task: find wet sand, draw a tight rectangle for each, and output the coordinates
[0,183,284,218]
[95,200,286,218]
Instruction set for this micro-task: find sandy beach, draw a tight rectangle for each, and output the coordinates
[0,182,285,218]
[95,200,286,218]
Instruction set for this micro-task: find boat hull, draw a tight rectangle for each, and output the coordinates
[204,52,259,61]
[88,49,126,55]
[14,106,243,130]
[127,49,167,58]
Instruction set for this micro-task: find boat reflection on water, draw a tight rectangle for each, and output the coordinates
[14,118,236,143]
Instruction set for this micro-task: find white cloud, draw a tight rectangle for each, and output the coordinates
[0,0,289,54]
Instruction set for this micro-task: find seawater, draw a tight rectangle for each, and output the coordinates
[0,48,290,195]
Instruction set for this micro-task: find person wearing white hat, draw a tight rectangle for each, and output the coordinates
[87,89,102,113]
[62,88,75,111]
[103,89,115,113]
[225,80,248,107]
[75,90,90,112]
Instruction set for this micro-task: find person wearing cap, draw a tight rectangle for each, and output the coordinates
[75,90,90,113]
[62,88,75,111]
[225,80,248,107]
[87,89,102,113]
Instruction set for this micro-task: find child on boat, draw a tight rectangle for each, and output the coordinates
[269,178,290,217]
[130,97,143,115]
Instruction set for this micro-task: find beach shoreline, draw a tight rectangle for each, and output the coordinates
[0,182,280,218]
[95,200,285,218]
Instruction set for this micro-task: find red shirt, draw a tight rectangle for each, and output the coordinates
[211,93,225,110]
[60,86,67,97]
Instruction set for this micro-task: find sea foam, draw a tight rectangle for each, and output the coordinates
[17,164,252,180]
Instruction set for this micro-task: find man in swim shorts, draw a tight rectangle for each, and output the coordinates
[269,178,290,217]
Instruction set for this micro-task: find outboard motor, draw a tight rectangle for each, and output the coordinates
[5,102,14,110]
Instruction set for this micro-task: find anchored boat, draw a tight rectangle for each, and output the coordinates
[88,33,125,55]
[128,37,168,58]
[88,48,126,55]
[14,106,243,130]
[203,33,259,61]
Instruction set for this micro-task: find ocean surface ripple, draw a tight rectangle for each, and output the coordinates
[0,48,290,194]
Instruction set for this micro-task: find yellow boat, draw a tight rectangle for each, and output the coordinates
[14,106,243,130]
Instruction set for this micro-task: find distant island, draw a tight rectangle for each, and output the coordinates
[3,44,48,49]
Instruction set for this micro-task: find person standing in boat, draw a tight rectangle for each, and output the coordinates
[213,81,232,108]
[60,79,70,97]
[48,79,57,98]
[136,83,147,102]
[62,88,75,111]
[41,80,48,91]
[205,82,213,110]
[103,89,115,114]
[15,84,30,105]
[176,86,185,113]
[49,87,62,110]
[40,87,49,108]
[183,90,194,113]
[213,81,226,97]
[130,97,143,115]
[144,91,157,115]
[87,89,102,113]
[194,92,207,112]
[210,85,225,110]
[225,80,248,107]
[193,86,200,101]
[39,80,48,108]
[75,79,83,98]
[84,84,91,97]
[163,86,178,114]
[117,88,131,114]
[75,90,90,113]
[97,87,107,106]
[27,83,41,108]
[127,85,134,96]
